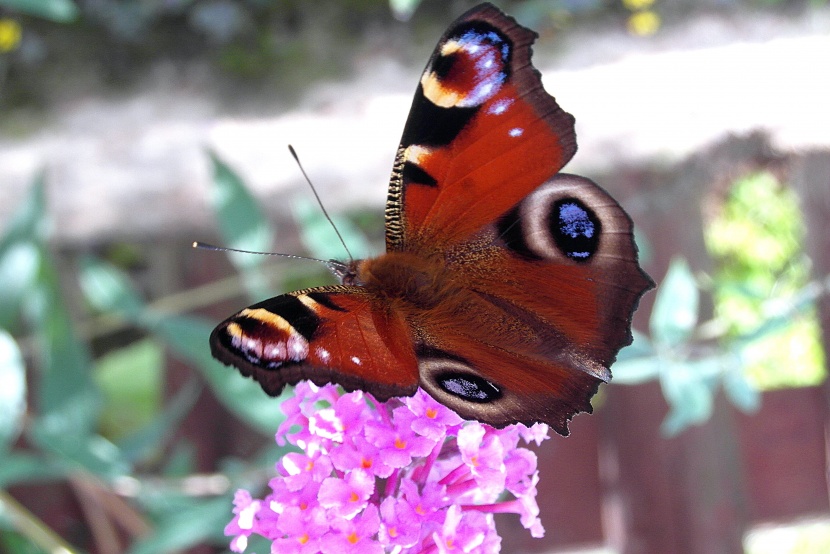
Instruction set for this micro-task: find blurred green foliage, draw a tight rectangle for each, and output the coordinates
[614,257,762,435]
[614,171,826,435]
[705,171,825,389]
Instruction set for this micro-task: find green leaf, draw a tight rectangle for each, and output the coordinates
[0,0,79,21]
[294,198,372,261]
[207,150,274,268]
[78,256,145,317]
[117,379,200,464]
[722,362,761,413]
[659,358,718,436]
[25,253,129,479]
[128,496,233,554]
[0,172,47,329]
[94,339,163,441]
[633,224,652,267]
[146,314,286,433]
[0,453,67,488]
[0,532,47,554]
[389,0,422,20]
[612,357,661,385]
[0,242,41,330]
[162,440,197,478]
[28,252,100,440]
[28,426,129,480]
[207,150,276,299]
[0,171,47,246]
[616,329,654,360]
[0,330,26,454]
[650,258,699,348]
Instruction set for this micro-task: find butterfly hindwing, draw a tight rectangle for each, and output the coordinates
[405,174,652,433]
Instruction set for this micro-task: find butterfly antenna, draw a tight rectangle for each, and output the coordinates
[288,145,355,262]
[192,241,331,265]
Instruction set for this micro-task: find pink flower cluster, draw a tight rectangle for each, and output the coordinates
[226,382,548,553]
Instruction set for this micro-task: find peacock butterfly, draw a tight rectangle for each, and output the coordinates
[209,2,653,435]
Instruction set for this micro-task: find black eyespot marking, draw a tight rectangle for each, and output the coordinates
[432,51,460,81]
[496,205,542,261]
[402,160,438,187]
[306,292,347,312]
[437,373,502,403]
[551,198,601,261]
[447,21,512,80]
[400,91,477,148]
[252,295,319,341]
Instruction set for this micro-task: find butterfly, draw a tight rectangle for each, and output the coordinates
[209,2,653,436]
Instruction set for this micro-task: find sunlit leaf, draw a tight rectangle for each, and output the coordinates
[0,0,79,22]
[650,258,698,348]
[705,171,821,389]
[0,330,26,453]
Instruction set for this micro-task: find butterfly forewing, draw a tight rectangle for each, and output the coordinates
[210,287,420,401]
[386,3,576,252]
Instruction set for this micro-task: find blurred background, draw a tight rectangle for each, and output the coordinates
[1,0,829,552]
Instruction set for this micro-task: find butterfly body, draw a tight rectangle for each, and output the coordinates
[210,3,653,435]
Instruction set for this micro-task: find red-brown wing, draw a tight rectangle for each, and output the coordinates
[385,3,576,253]
[209,286,419,401]
[474,174,654,369]
[408,175,653,434]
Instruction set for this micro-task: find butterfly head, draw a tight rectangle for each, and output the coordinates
[328,259,362,286]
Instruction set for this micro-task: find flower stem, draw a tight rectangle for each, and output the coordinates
[0,489,81,554]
